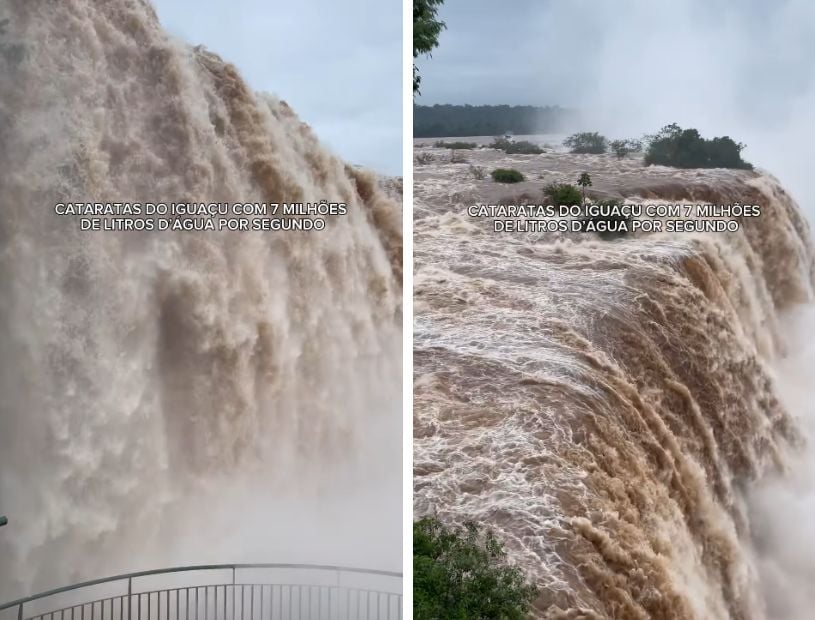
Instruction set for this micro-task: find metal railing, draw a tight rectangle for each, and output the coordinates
[0,564,402,620]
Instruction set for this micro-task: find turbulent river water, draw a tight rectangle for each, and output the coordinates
[413,144,814,619]
[0,0,402,600]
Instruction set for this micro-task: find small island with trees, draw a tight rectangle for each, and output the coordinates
[561,124,752,169]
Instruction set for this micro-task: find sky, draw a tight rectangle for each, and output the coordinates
[152,0,402,176]
[415,0,815,202]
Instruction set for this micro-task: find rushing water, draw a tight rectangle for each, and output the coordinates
[413,144,813,619]
[0,0,402,600]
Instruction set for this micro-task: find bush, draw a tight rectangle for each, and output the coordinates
[450,149,468,164]
[488,138,543,155]
[504,140,544,155]
[490,137,513,151]
[416,152,435,165]
[491,168,525,183]
[434,140,478,150]
[414,518,537,620]
[543,182,582,206]
[610,139,643,159]
[469,165,487,180]
[644,123,753,169]
[564,132,608,154]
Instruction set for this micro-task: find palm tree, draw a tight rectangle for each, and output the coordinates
[577,172,592,204]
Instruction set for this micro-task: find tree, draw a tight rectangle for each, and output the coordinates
[414,518,537,619]
[610,139,642,159]
[414,104,578,138]
[563,132,608,154]
[644,123,752,169]
[577,172,592,203]
[414,0,446,95]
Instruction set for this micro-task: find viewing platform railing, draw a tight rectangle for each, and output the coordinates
[0,564,402,620]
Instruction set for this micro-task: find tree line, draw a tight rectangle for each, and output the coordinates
[414,104,579,138]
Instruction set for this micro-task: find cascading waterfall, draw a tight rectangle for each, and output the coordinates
[413,146,813,619]
[0,0,402,600]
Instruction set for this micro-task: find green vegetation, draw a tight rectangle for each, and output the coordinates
[563,132,608,154]
[491,168,525,183]
[487,138,543,155]
[610,139,642,159]
[414,104,578,138]
[414,518,537,620]
[577,172,592,203]
[490,137,513,151]
[413,0,446,95]
[505,140,544,155]
[543,182,582,206]
[434,140,478,149]
[644,123,753,169]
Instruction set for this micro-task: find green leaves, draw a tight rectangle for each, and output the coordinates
[543,182,582,206]
[610,138,642,158]
[414,0,446,94]
[644,124,753,169]
[563,132,608,154]
[491,168,525,183]
[414,518,537,620]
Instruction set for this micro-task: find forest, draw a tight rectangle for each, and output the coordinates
[414,104,578,138]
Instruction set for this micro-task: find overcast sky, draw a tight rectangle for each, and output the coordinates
[152,0,402,176]
[415,0,815,201]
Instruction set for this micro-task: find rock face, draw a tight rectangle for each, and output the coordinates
[414,145,813,619]
[0,0,401,598]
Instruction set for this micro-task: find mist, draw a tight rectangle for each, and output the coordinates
[747,305,815,620]
[533,0,815,212]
